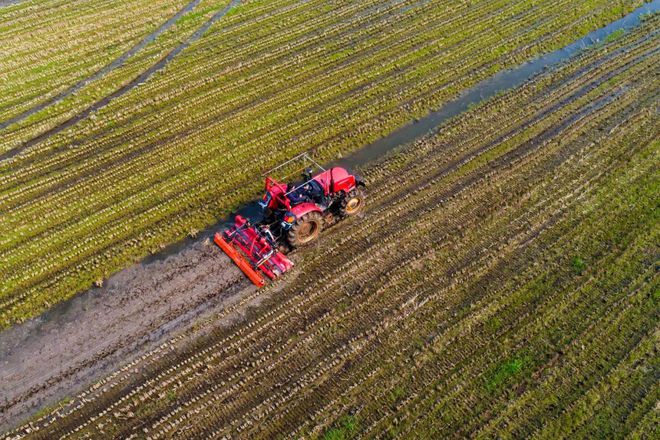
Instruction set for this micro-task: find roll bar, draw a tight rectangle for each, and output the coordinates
[261,152,325,179]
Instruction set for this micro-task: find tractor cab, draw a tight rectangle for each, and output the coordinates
[260,160,323,209]
[260,174,325,212]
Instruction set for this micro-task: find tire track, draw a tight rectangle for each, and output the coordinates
[0,0,203,131]
[0,0,241,162]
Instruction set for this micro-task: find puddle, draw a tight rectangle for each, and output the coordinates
[335,0,660,170]
[0,0,21,7]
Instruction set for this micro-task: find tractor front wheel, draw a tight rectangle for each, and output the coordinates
[288,211,323,247]
[340,188,366,217]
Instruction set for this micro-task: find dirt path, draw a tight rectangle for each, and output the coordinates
[0,238,254,431]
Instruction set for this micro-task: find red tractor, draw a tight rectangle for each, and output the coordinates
[215,153,366,287]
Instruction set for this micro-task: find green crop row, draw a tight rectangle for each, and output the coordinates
[0,0,647,328]
[7,20,656,438]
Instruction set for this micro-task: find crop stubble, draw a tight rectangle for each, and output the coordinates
[0,0,648,327]
[4,18,657,439]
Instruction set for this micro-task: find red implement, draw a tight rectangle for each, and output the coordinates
[215,152,364,286]
[215,215,294,287]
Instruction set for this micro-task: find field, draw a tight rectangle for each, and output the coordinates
[0,0,651,327]
[0,0,203,130]
[1,0,659,438]
[2,10,658,438]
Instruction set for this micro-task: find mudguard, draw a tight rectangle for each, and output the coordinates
[313,167,356,194]
[289,202,323,218]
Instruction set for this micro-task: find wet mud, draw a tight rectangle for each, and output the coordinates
[0,239,250,430]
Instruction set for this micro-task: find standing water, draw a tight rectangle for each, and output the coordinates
[336,0,660,169]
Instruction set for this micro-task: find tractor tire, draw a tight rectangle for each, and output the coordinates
[340,188,366,217]
[288,211,323,248]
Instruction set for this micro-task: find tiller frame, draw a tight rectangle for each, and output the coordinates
[214,215,293,288]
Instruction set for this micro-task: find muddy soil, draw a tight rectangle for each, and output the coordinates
[0,238,253,431]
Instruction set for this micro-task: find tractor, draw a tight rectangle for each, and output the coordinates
[215,153,365,287]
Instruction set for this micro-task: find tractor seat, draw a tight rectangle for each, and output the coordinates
[287,179,324,205]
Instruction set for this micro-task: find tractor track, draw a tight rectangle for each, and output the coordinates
[0,0,205,132]
[0,0,416,202]
[0,0,397,169]
[0,0,241,162]
[6,0,414,168]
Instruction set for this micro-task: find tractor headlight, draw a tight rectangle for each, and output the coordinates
[281,212,296,229]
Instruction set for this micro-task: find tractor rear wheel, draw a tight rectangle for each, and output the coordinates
[288,211,323,247]
[340,188,366,216]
